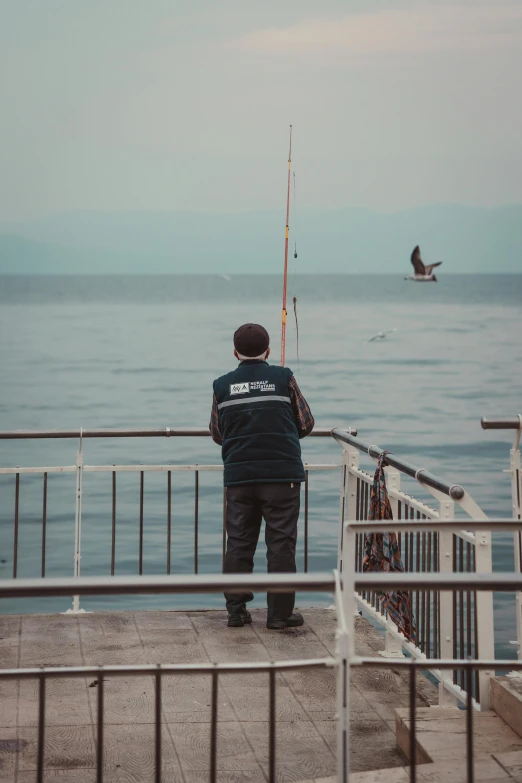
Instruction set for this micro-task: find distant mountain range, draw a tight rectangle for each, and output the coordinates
[0,204,520,274]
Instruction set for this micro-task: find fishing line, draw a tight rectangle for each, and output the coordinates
[293,295,300,383]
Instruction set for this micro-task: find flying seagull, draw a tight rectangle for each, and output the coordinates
[367,328,398,343]
[406,246,442,282]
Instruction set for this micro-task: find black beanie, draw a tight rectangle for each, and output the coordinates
[234,323,270,357]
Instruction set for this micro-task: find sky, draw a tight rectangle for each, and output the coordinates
[1,0,522,223]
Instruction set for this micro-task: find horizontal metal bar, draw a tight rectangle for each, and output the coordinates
[0,428,214,439]
[2,569,522,600]
[0,463,338,476]
[82,463,339,473]
[331,428,465,500]
[347,518,516,533]
[481,416,522,431]
[0,466,76,475]
[357,657,517,670]
[84,464,223,473]
[348,466,442,517]
[0,656,517,680]
[0,658,335,680]
[354,572,522,591]
[0,427,355,440]
[0,572,336,599]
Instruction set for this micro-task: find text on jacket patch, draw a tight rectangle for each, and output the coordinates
[229,381,276,395]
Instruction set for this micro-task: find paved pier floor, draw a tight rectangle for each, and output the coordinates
[0,608,435,782]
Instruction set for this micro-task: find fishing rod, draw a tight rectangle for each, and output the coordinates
[280,124,292,367]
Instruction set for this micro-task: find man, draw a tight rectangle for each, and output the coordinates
[210,323,314,629]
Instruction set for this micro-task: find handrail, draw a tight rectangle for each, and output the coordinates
[0,659,335,680]
[356,572,522,591]
[0,572,336,599]
[3,569,522,599]
[481,416,522,430]
[347,517,519,532]
[331,428,465,500]
[0,426,357,440]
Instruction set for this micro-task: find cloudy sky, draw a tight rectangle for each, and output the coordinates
[1,0,521,222]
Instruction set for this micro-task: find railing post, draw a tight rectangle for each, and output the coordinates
[66,431,85,614]
[456,491,494,709]
[337,521,355,783]
[474,527,494,709]
[338,446,358,574]
[511,424,522,661]
[337,450,349,573]
[438,498,458,707]
[336,626,350,783]
[380,466,405,659]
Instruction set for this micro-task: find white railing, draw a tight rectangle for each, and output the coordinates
[336,521,522,783]
[332,428,494,710]
[482,415,522,661]
[0,424,495,709]
[1,547,522,783]
[0,427,354,612]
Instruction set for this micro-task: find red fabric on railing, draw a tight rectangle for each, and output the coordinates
[363,452,416,643]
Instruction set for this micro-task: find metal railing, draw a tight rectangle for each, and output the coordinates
[1,536,521,783]
[0,427,355,611]
[0,423,494,706]
[332,428,494,709]
[338,517,522,783]
[0,571,335,783]
[482,414,522,662]
[481,415,522,522]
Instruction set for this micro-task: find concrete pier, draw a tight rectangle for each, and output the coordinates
[0,608,436,783]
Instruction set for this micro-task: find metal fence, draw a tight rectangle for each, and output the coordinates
[337,519,522,783]
[0,424,494,707]
[1,542,522,783]
[0,571,335,783]
[482,414,522,665]
[0,427,354,611]
[332,428,494,709]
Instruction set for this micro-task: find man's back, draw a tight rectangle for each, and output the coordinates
[213,359,305,487]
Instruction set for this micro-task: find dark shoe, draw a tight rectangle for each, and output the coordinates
[266,612,304,630]
[227,608,252,627]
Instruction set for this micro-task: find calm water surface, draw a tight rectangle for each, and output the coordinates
[1,275,521,656]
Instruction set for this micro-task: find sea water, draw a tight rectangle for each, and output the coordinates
[0,274,521,656]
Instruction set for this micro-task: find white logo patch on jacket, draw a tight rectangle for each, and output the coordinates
[230,382,250,395]
[229,380,276,395]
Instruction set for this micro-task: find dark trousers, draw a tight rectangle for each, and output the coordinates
[223,482,300,622]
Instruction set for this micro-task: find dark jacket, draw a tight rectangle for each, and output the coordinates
[212,360,307,486]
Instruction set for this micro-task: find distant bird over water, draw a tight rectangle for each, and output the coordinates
[367,328,398,343]
[406,246,442,282]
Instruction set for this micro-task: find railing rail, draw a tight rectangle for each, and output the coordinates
[0,571,336,598]
[332,427,464,499]
[0,426,356,439]
[481,416,522,431]
[0,564,521,599]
